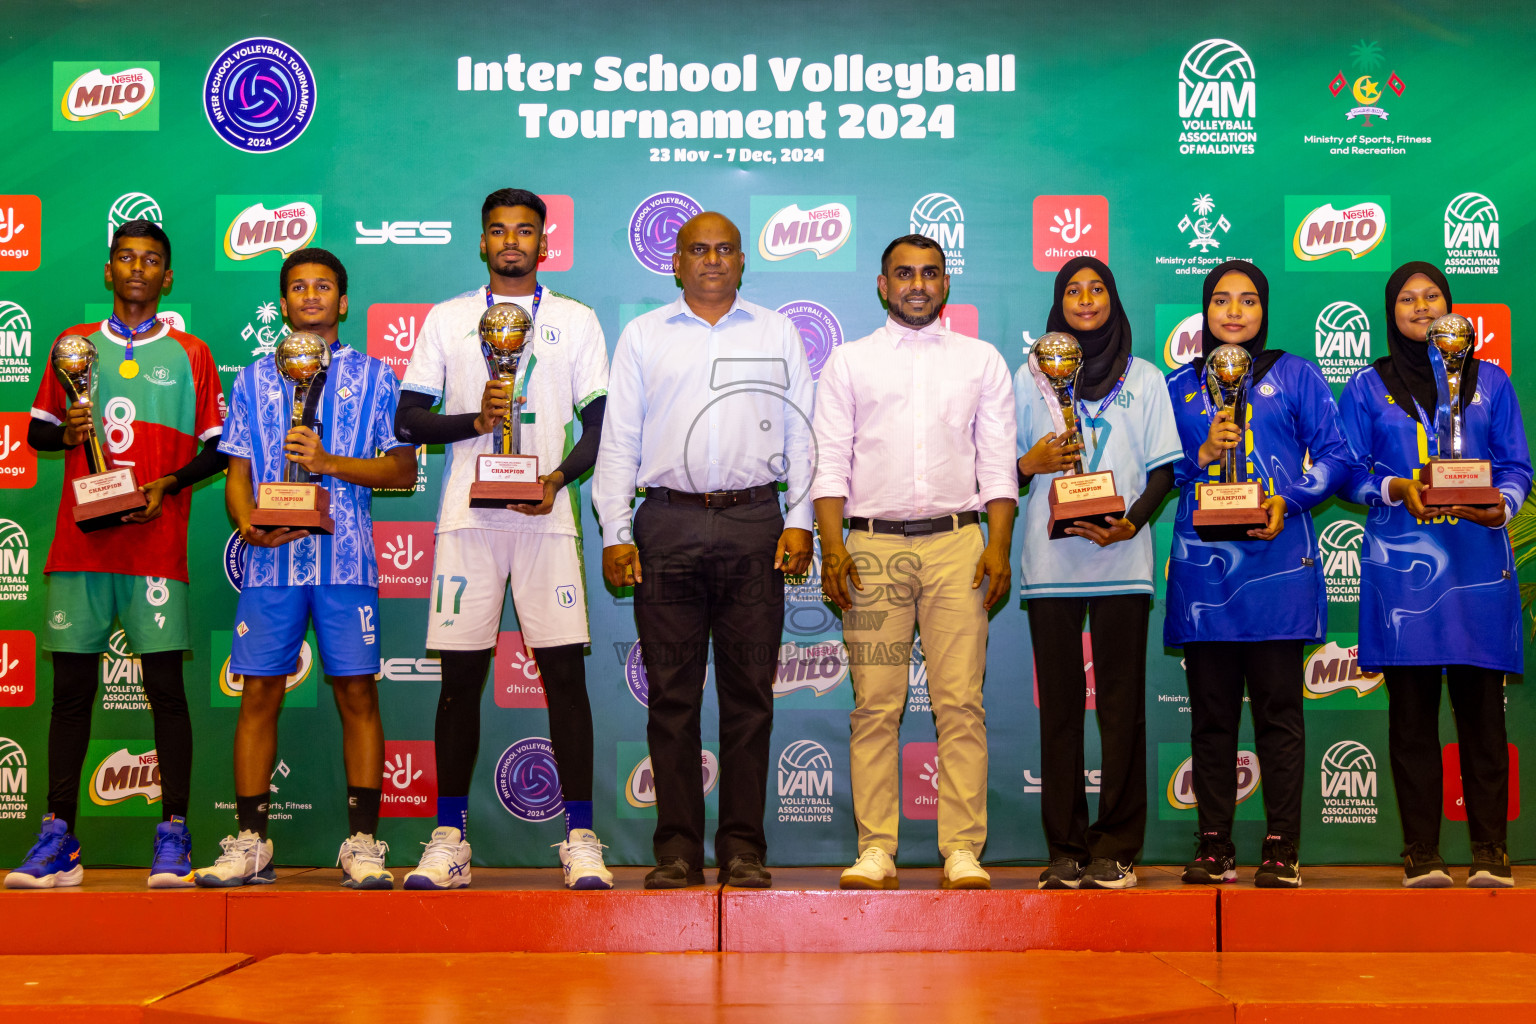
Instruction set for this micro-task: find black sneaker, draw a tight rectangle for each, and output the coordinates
[644,856,704,889]
[1401,842,1452,888]
[1037,858,1082,890]
[1468,841,1514,888]
[1253,834,1301,888]
[719,853,772,888]
[1078,857,1137,890]
[1182,831,1237,884]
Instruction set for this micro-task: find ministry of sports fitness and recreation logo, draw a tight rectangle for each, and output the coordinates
[54,63,159,131]
[1304,639,1383,700]
[0,631,35,708]
[0,737,27,817]
[775,739,834,824]
[773,641,849,700]
[1176,39,1257,155]
[99,629,148,712]
[107,192,162,247]
[1318,519,1363,604]
[0,195,41,272]
[910,192,965,275]
[1314,301,1372,384]
[495,737,564,822]
[1157,194,1250,277]
[217,196,321,269]
[629,191,701,274]
[0,412,36,489]
[1321,739,1378,824]
[0,519,29,602]
[776,300,843,381]
[204,38,315,153]
[1166,750,1261,811]
[1032,195,1107,272]
[0,302,32,385]
[1286,196,1390,271]
[1445,192,1500,276]
[1326,41,1404,126]
[751,197,856,271]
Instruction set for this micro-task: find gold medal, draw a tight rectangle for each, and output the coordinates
[119,359,139,379]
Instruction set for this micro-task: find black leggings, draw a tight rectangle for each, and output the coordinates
[47,650,191,824]
[434,643,593,800]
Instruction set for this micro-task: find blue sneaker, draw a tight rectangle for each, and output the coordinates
[148,817,195,889]
[4,815,84,889]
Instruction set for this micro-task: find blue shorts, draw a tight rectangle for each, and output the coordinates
[230,585,380,678]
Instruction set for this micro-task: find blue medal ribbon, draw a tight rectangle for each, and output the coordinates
[1075,365,1130,458]
[107,313,159,372]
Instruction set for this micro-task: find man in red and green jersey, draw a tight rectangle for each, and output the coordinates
[3,220,226,891]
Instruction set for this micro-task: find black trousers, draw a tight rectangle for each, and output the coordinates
[633,495,784,866]
[1027,594,1149,864]
[1183,640,1305,843]
[1385,665,1508,848]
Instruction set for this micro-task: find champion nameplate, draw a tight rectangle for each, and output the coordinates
[72,467,137,504]
[1198,481,1263,510]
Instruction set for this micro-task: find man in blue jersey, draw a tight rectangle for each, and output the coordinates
[194,248,416,889]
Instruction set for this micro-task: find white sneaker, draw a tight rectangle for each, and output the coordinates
[193,830,275,888]
[942,849,991,890]
[337,832,393,890]
[840,847,898,890]
[404,827,472,890]
[556,828,614,890]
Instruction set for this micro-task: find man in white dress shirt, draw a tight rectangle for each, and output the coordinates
[594,212,814,889]
[812,234,1016,890]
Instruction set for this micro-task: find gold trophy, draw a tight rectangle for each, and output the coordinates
[469,302,544,506]
[1035,332,1124,539]
[249,332,336,534]
[1418,313,1501,509]
[52,335,148,531]
[1193,344,1269,541]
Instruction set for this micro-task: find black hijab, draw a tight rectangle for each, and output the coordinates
[1045,256,1132,401]
[1195,259,1283,386]
[1373,261,1471,423]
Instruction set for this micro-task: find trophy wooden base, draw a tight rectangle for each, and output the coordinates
[1047,470,1124,540]
[251,482,335,535]
[470,453,544,507]
[1419,460,1502,509]
[1193,482,1270,542]
[71,468,148,533]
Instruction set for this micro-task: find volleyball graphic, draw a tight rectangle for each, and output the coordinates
[1317,301,1370,336]
[778,740,833,775]
[1446,192,1498,225]
[0,737,26,770]
[0,519,28,551]
[910,192,963,228]
[1180,39,1256,85]
[1322,739,1376,775]
[107,191,162,244]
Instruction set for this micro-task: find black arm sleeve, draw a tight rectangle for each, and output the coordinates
[1125,464,1175,530]
[169,437,229,494]
[394,389,482,446]
[27,417,68,452]
[552,397,605,484]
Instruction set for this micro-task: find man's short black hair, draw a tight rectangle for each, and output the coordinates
[280,247,348,296]
[482,189,547,228]
[109,219,171,265]
[880,233,945,276]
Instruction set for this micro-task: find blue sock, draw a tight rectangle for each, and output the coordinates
[438,795,469,840]
[564,800,593,835]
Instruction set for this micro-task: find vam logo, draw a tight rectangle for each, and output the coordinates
[366,303,433,379]
[0,737,28,815]
[1166,750,1260,810]
[777,740,833,798]
[1177,39,1257,155]
[752,197,855,271]
[0,301,32,384]
[0,412,38,487]
[909,192,965,275]
[1320,739,1378,824]
[0,518,29,602]
[1314,301,1372,384]
[355,221,452,245]
[55,63,159,130]
[773,640,849,699]
[1445,192,1499,275]
[1318,519,1362,604]
[0,632,36,708]
[1304,640,1383,699]
[1287,197,1390,270]
[99,628,148,711]
[107,192,163,246]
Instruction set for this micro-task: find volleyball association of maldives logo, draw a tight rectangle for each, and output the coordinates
[629,191,701,274]
[776,300,843,381]
[495,737,564,822]
[107,192,162,246]
[1176,39,1257,155]
[204,38,316,153]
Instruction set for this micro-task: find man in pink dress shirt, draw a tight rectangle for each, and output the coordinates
[811,234,1017,890]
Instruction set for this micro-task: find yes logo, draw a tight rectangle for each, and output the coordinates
[374,521,434,598]
[0,412,38,488]
[382,740,437,817]
[0,631,35,707]
[1032,195,1108,271]
[366,303,434,379]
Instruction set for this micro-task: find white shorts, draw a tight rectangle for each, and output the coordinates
[424,529,590,650]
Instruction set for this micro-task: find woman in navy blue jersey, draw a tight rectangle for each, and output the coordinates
[1337,261,1531,888]
[1164,260,1352,889]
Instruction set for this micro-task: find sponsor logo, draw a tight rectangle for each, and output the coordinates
[0,519,29,602]
[0,632,36,708]
[355,220,452,245]
[382,740,436,817]
[1166,750,1261,810]
[752,197,855,270]
[1326,41,1404,126]
[628,191,702,274]
[910,192,965,275]
[1314,301,1372,384]
[1318,519,1362,604]
[0,413,37,487]
[1158,305,1205,369]
[941,303,979,339]
[0,737,28,818]
[223,531,246,590]
[1459,304,1512,372]
[1033,633,1095,710]
[1304,640,1383,699]
[99,629,148,712]
[901,742,940,820]
[1445,192,1499,275]
[56,64,159,128]
[494,631,546,708]
[1032,195,1108,271]
[907,638,931,714]
[773,640,849,699]
[366,303,433,380]
[239,301,291,361]
[1179,193,1231,253]
[1444,743,1520,822]
[88,745,162,811]
[620,744,720,816]
[0,301,32,384]
[220,197,321,264]
[380,656,441,682]
[1177,39,1257,154]
[217,639,314,699]
[374,522,433,598]
[776,301,843,382]
[494,737,564,822]
[107,192,163,246]
[784,533,838,638]
[1022,767,1102,794]
[1321,739,1378,823]
[538,194,575,272]
[1286,196,1390,270]
[203,38,315,153]
[0,195,41,272]
[776,739,834,824]
[378,443,428,495]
